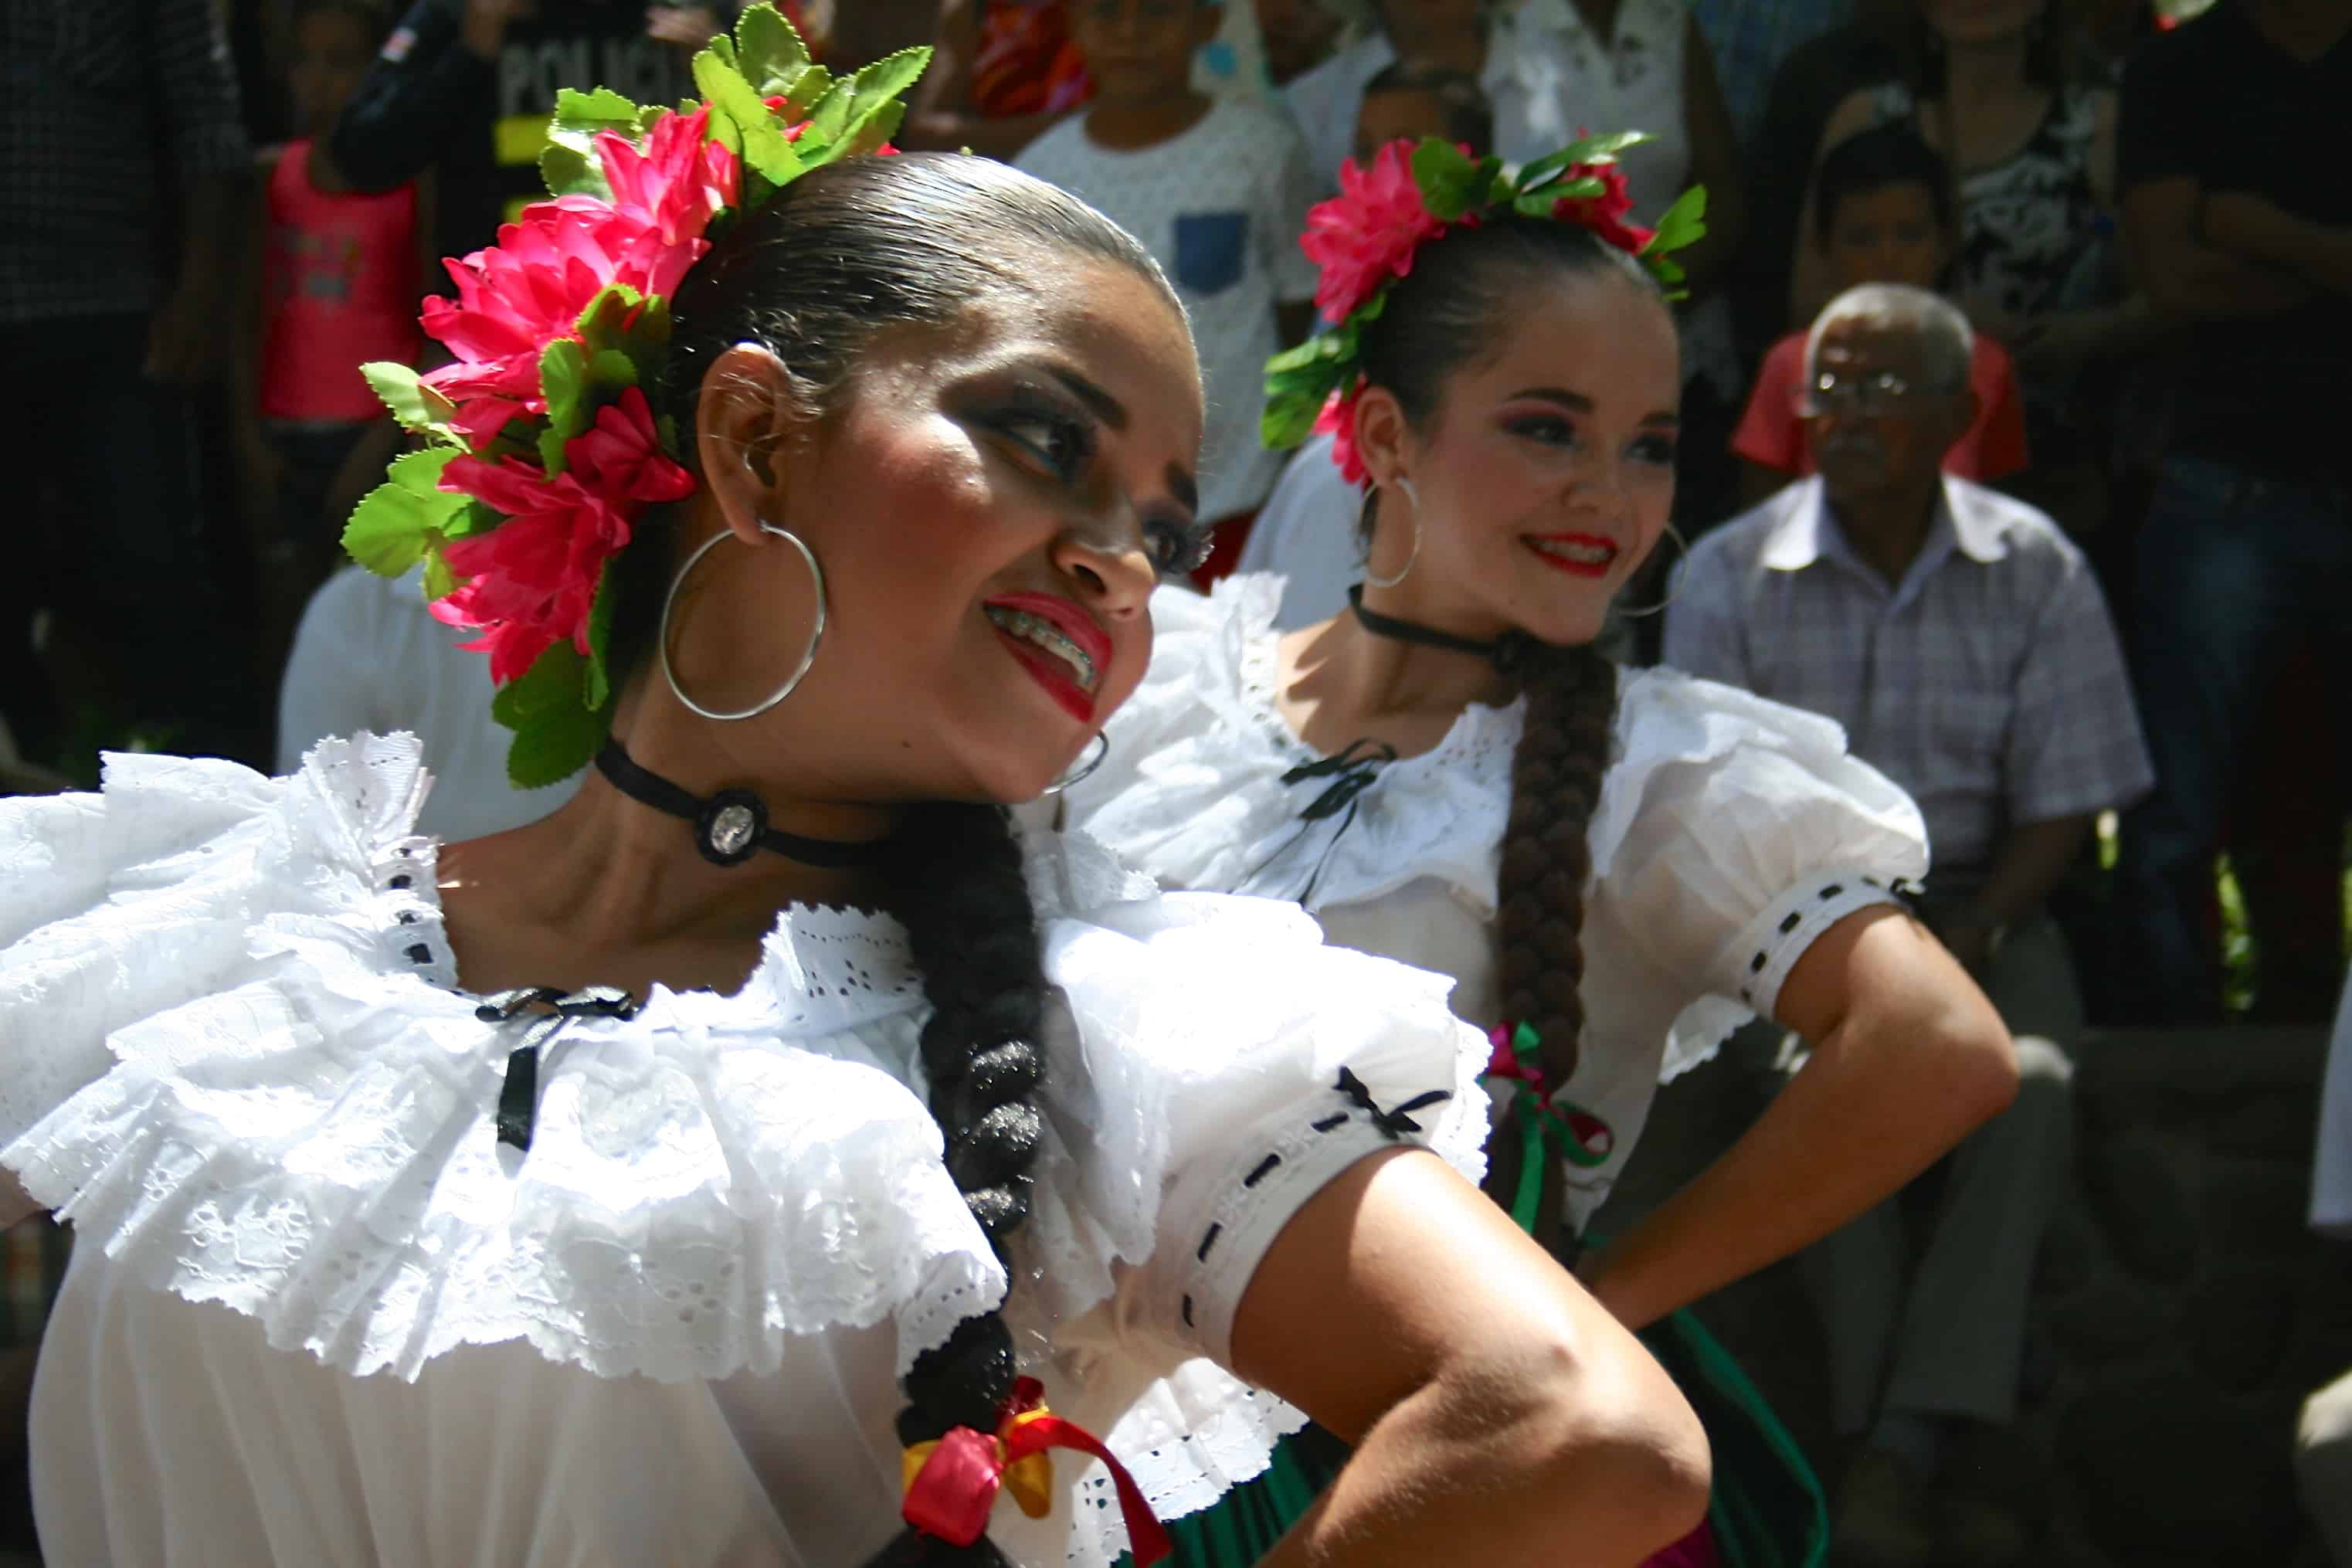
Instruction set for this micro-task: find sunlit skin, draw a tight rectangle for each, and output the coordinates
[435,259,1203,1000]
[1275,267,1680,759]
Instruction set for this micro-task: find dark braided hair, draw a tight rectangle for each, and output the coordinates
[605,153,1181,1566]
[1353,214,1667,1091]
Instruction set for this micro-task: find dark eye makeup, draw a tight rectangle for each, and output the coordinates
[974,380,1207,582]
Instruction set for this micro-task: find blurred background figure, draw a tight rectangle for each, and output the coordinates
[2109,0,2350,1025]
[1732,121,2027,509]
[2,0,260,773]
[236,0,423,676]
[1015,0,1318,584]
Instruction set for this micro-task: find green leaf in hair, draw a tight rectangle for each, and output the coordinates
[539,338,591,442]
[1644,185,1709,257]
[734,2,810,96]
[1409,136,1489,222]
[341,448,470,578]
[491,643,610,788]
[362,361,462,441]
[1515,130,1647,188]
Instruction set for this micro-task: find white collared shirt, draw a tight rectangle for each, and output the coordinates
[1665,476,2153,884]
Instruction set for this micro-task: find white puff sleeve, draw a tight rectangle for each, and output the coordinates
[1591,669,1929,1078]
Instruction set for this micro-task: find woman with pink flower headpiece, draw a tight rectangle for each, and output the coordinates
[1057,133,2023,1566]
[0,15,1720,1568]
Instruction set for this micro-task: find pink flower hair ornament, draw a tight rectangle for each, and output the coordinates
[1263,132,1708,488]
[339,4,927,786]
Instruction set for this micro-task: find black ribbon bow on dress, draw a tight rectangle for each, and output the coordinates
[476,985,642,1150]
[1334,1067,1451,1139]
[1239,738,1398,904]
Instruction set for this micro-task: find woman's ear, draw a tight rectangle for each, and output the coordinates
[694,343,806,547]
[1351,384,1415,490]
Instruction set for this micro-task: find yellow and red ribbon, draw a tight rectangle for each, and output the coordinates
[901,1376,1173,1565]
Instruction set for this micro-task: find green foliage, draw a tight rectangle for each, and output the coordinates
[1410,137,1498,223]
[491,642,612,788]
[362,361,460,439]
[341,449,470,578]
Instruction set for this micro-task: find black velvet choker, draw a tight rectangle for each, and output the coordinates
[1346,585,1541,676]
[593,742,893,870]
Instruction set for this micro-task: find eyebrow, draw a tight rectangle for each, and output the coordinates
[1046,365,1128,433]
[1504,385,1680,427]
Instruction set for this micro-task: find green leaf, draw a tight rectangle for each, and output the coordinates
[540,141,607,201]
[549,86,643,153]
[538,423,568,475]
[587,348,637,389]
[341,449,468,578]
[362,361,460,438]
[584,567,619,711]
[782,62,833,120]
[1515,131,1648,188]
[443,498,501,541]
[734,2,811,96]
[540,338,590,440]
[849,46,929,120]
[1644,185,1709,257]
[491,644,610,789]
[841,98,907,158]
[1513,190,1563,220]
[803,77,854,146]
[695,42,806,184]
[422,547,460,602]
[1410,136,1488,222]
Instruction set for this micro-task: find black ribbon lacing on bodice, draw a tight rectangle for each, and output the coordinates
[1239,737,1397,904]
[477,985,642,1150]
[1335,1067,1451,1139]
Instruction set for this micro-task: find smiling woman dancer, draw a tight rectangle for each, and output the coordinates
[1061,134,2021,1566]
[0,20,1709,1567]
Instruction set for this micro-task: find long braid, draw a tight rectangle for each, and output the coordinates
[864,801,1050,1567]
[1496,645,1621,1092]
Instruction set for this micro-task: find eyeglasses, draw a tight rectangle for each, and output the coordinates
[1799,368,1957,416]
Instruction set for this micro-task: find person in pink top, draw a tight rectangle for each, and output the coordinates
[1733,122,2028,511]
[239,0,429,659]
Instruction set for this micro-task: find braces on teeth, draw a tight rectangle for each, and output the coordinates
[988,608,1097,690]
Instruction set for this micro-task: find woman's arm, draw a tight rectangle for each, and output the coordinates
[1234,1147,1711,1566]
[1675,19,1747,301]
[1576,904,2017,1331]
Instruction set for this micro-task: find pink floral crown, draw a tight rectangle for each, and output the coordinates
[1263,133,1707,486]
[340,5,925,786]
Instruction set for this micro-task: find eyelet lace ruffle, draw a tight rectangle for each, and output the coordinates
[0,732,1494,1566]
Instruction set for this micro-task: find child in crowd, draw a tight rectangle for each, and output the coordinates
[1016,0,1317,584]
[1733,123,2027,509]
[242,0,424,656]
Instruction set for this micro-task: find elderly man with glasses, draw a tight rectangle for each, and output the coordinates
[1662,284,2153,1565]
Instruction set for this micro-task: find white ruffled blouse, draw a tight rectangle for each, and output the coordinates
[1062,577,1931,1228]
[0,734,1492,1568]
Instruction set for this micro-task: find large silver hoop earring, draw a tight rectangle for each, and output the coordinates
[1363,477,1423,590]
[1040,732,1109,796]
[1614,521,1688,619]
[660,521,827,722]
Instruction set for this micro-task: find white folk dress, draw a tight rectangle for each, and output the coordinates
[1062,577,1929,1230]
[0,733,1491,1568]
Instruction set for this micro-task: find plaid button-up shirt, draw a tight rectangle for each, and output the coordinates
[1665,476,2153,890]
[3,0,251,324]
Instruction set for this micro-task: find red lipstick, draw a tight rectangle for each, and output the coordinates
[1523,532,1620,579]
[984,592,1111,725]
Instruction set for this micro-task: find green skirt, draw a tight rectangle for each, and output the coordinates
[1129,1077,1828,1566]
[1132,1310,1826,1567]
